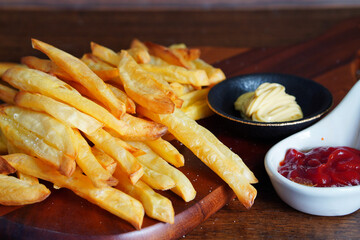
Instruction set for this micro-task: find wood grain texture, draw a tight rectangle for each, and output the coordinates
[1,0,360,10]
[0,9,360,239]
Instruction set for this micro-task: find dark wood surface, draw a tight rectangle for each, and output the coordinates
[1,8,360,239]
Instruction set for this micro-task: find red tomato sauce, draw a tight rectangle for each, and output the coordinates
[278,146,360,187]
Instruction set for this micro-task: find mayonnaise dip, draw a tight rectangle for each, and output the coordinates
[234,83,303,122]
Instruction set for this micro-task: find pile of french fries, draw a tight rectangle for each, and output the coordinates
[0,38,257,229]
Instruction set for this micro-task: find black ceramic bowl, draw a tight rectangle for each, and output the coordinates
[207,73,333,140]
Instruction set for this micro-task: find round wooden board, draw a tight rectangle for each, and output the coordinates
[0,137,237,240]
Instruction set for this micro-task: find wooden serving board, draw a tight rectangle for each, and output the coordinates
[1,17,360,240]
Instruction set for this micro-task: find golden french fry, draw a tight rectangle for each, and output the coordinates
[3,106,77,160]
[15,91,103,135]
[107,84,136,114]
[91,42,121,66]
[21,56,73,81]
[130,38,148,51]
[169,44,201,62]
[85,128,143,184]
[0,83,17,104]
[144,41,192,69]
[190,58,226,85]
[118,50,175,114]
[141,64,209,87]
[0,173,50,206]
[113,167,174,224]
[73,130,118,188]
[81,53,119,81]
[31,39,126,118]
[145,137,184,168]
[137,107,257,208]
[3,153,144,229]
[0,156,15,174]
[0,108,75,177]
[0,62,23,77]
[140,165,175,190]
[129,141,196,202]
[91,147,117,175]
[126,47,151,64]
[3,67,167,141]
[91,42,150,66]
[180,88,209,109]
[169,82,195,97]
[5,141,39,184]
[181,99,214,120]
[100,128,145,157]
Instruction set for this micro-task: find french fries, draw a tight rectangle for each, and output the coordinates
[0,174,50,206]
[0,83,17,104]
[3,67,167,141]
[0,156,15,174]
[0,62,22,77]
[73,130,118,188]
[14,91,103,135]
[3,153,144,229]
[32,39,126,118]
[85,128,144,184]
[137,107,257,208]
[0,106,76,177]
[145,137,184,167]
[114,167,174,224]
[117,50,175,114]
[129,141,196,202]
[0,38,257,230]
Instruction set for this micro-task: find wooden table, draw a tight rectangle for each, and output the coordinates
[1,8,360,239]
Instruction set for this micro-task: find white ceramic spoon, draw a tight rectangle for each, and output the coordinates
[265,80,360,216]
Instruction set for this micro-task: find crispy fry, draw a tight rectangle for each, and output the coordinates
[91,42,121,66]
[3,67,167,141]
[126,47,151,64]
[91,147,117,175]
[0,155,15,174]
[3,106,77,160]
[118,50,175,114]
[91,42,150,66]
[144,41,192,69]
[81,53,119,81]
[31,39,126,118]
[181,100,214,120]
[73,130,118,188]
[15,91,103,135]
[129,141,196,202]
[114,167,174,224]
[85,128,143,184]
[180,88,209,108]
[107,84,136,114]
[0,83,17,104]
[0,107,76,176]
[0,173,50,206]
[5,141,39,184]
[140,165,175,190]
[0,62,23,77]
[190,58,226,85]
[137,107,257,208]
[145,137,184,168]
[141,64,209,87]
[3,153,144,229]
[169,82,195,97]
[130,38,148,51]
[169,44,201,62]
[21,56,73,81]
